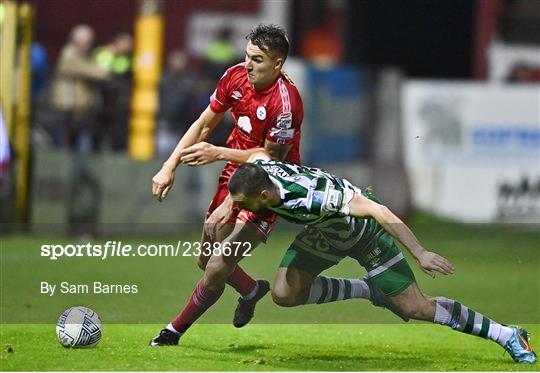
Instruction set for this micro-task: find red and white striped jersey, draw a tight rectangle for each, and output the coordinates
[209,63,303,165]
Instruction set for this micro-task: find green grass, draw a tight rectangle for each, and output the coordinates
[1,218,539,370]
[2,324,539,371]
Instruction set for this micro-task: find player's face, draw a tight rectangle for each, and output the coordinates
[231,192,266,213]
[245,42,283,89]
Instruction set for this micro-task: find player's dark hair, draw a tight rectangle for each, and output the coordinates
[228,163,274,197]
[246,23,289,60]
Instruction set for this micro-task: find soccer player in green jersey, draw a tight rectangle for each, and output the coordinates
[206,151,536,364]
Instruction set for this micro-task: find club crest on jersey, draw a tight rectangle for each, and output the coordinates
[256,106,266,120]
[237,116,252,134]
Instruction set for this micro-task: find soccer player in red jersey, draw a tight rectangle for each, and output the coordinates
[150,24,303,345]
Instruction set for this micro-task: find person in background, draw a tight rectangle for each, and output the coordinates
[201,27,240,147]
[94,31,132,75]
[156,50,196,156]
[156,50,207,220]
[50,24,109,237]
[94,31,133,151]
[51,24,109,148]
[31,42,49,101]
[203,26,238,80]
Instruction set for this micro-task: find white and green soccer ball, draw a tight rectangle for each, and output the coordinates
[56,306,102,347]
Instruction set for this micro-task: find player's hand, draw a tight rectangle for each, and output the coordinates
[152,163,175,202]
[180,142,220,166]
[204,199,234,240]
[415,251,454,278]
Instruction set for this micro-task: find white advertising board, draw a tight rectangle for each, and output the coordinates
[402,81,540,223]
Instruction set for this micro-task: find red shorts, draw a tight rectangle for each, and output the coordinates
[205,162,277,242]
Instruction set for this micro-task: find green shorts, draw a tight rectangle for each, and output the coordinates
[279,226,415,297]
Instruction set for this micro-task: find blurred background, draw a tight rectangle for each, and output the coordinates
[1,0,539,235]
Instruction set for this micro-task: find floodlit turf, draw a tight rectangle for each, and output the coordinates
[1,217,539,370]
[1,324,539,371]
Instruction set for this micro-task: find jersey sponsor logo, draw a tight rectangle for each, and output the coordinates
[324,187,343,212]
[265,165,290,178]
[277,112,292,129]
[231,90,242,100]
[237,116,252,134]
[270,128,295,140]
[256,106,266,120]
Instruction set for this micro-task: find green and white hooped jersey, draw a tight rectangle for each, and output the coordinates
[255,160,372,251]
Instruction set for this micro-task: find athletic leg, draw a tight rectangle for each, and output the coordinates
[271,228,371,307]
[198,178,274,299]
[150,222,260,345]
[373,270,536,363]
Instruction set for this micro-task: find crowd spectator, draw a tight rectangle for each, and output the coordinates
[31,42,49,101]
[94,31,133,151]
[50,24,109,149]
[203,26,238,80]
[50,24,108,236]
[156,50,196,156]
[200,27,240,146]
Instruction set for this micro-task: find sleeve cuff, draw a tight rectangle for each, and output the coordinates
[339,188,356,215]
[209,100,228,113]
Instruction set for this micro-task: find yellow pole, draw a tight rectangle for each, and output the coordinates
[14,3,33,223]
[0,0,17,137]
[128,0,164,160]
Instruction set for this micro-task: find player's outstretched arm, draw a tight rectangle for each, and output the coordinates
[246,150,272,162]
[180,139,290,166]
[152,106,225,202]
[347,194,455,277]
[180,142,267,166]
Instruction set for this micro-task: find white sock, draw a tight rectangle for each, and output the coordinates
[166,323,182,335]
[433,297,513,346]
[487,323,514,346]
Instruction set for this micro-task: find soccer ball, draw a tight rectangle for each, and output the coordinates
[56,306,102,348]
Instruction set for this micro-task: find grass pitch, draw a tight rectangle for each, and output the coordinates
[1,324,539,371]
[1,217,539,370]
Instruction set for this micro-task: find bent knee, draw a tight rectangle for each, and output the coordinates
[271,290,299,307]
[271,287,305,307]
